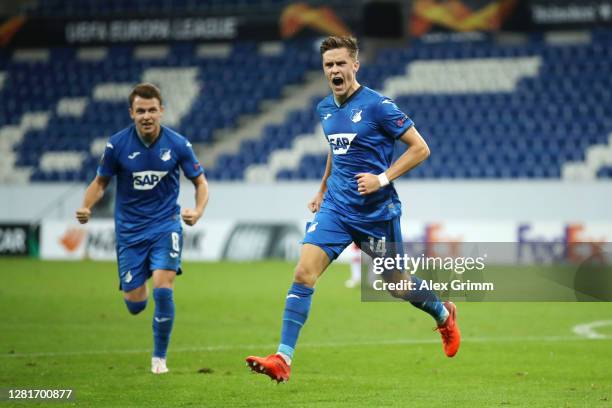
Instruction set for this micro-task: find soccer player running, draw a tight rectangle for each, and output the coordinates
[246,37,460,383]
[76,83,209,374]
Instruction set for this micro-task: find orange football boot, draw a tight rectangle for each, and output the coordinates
[246,354,291,383]
[436,301,461,357]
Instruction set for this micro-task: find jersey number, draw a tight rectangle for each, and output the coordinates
[369,236,387,256]
[171,232,180,252]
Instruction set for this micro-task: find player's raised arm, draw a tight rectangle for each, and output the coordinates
[181,173,209,226]
[76,175,111,224]
[308,150,332,213]
[356,126,430,195]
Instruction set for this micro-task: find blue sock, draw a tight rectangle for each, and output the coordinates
[277,282,314,360]
[152,288,175,359]
[404,276,448,325]
[124,299,147,315]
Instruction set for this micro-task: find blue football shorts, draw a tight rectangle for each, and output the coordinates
[116,229,183,292]
[302,207,404,262]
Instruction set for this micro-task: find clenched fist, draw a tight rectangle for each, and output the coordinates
[308,191,325,213]
[181,208,201,226]
[75,208,92,224]
[355,173,382,195]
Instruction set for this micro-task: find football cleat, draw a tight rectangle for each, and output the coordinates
[245,354,291,383]
[151,356,169,374]
[436,301,461,357]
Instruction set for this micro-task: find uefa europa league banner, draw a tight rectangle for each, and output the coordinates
[0,2,359,48]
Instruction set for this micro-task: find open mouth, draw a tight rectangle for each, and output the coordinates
[332,77,344,86]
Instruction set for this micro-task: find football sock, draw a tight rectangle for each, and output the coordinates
[277,282,314,363]
[152,288,175,359]
[124,299,147,315]
[404,276,449,325]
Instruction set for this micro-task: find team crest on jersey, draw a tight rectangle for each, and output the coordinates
[327,133,357,155]
[132,170,168,190]
[160,148,172,162]
[350,109,362,123]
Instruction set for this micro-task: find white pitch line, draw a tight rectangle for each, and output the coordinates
[572,320,612,339]
[3,335,608,359]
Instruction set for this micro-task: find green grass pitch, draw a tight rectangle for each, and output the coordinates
[1,258,611,407]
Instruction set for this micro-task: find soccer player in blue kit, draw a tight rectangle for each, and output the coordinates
[246,37,460,382]
[76,83,208,374]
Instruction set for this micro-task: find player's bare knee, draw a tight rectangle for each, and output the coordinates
[124,285,147,301]
[153,280,174,289]
[293,264,317,287]
[152,270,176,289]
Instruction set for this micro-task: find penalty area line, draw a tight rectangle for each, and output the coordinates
[572,320,612,340]
[2,335,607,359]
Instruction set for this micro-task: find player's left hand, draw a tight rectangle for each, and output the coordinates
[181,208,201,226]
[355,173,381,195]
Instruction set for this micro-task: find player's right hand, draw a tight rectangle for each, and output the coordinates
[75,208,91,224]
[308,191,324,213]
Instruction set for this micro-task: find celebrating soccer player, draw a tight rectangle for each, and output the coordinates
[246,36,460,383]
[76,83,209,374]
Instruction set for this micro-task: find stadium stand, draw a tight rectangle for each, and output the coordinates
[244,30,612,181]
[0,40,319,182]
[1,30,611,182]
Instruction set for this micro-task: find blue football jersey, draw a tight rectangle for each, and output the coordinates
[97,125,203,245]
[317,86,414,222]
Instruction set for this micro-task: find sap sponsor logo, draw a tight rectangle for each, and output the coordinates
[132,170,168,190]
[518,223,606,264]
[327,133,357,155]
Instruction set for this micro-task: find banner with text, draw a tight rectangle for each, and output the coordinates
[40,219,611,264]
[0,3,357,48]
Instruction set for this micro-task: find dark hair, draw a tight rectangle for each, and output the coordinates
[320,36,359,60]
[129,83,163,108]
